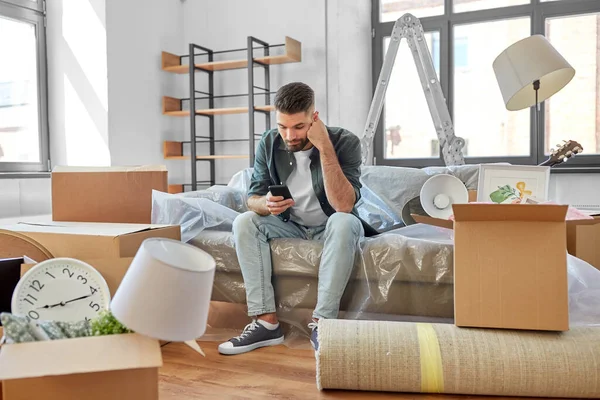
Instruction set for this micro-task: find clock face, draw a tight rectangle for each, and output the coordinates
[11,258,111,323]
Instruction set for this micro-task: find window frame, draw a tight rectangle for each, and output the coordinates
[372,0,600,171]
[1,0,43,12]
[0,0,49,174]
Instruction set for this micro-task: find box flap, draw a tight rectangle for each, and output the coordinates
[452,203,568,222]
[0,333,162,380]
[412,214,454,230]
[0,221,173,237]
[52,165,167,173]
[566,218,600,227]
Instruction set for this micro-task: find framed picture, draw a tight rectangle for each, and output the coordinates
[477,164,550,204]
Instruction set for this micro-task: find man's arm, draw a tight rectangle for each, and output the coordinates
[247,195,270,216]
[246,135,271,214]
[307,114,359,213]
[246,137,294,216]
[320,144,356,213]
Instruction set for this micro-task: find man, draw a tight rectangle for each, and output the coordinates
[218,82,378,356]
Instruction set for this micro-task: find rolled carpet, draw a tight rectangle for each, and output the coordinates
[316,319,600,398]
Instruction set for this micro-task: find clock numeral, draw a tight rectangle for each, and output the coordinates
[28,310,40,320]
[23,294,37,305]
[45,271,56,279]
[63,268,74,278]
[77,275,88,285]
[29,280,44,292]
[89,301,100,312]
[90,286,98,295]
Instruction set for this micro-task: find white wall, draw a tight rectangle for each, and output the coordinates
[0,178,51,219]
[326,0,372,136]
[179,0,329,184]
[106,0,186,184]
[47,0,110,167]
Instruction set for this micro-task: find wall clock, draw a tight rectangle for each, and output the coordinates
[11,258,111,323]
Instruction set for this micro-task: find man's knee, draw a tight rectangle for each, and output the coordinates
[233,211,261,236]
[325,212,362,236]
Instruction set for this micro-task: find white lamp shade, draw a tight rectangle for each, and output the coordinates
[492,34,575,111]
[110,237,215,342]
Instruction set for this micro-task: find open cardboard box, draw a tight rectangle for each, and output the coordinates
[51,165,168,224]
[415,203,569,331]
[0,221,180,259]
[0,333,162,400]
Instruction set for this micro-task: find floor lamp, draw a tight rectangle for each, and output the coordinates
[492,34,575,151]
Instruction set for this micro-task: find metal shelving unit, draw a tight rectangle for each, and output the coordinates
[161,36,301,193]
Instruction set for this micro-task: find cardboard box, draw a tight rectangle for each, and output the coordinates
[51,165,168,224]
[0,333,162,400]
[21,257,133,297]
[0,221,180,259]
[451,204,569,331]
[567,218,600,271]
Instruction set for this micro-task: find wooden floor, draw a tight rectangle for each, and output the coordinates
[158,341,565,400]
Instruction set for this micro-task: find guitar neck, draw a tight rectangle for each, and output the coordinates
[538,158,557,167]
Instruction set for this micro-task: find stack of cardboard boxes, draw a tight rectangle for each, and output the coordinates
[0,166,178,400]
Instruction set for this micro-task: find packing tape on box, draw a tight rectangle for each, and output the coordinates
[416,323,444,393]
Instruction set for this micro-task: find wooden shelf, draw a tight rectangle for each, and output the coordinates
[163,140,250,160]
[168,184,185,194]
[162,36,301,74]
[162,96,274,116]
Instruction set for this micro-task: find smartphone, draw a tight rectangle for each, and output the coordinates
[268,184,293,200]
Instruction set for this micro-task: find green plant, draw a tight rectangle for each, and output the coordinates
[489,184,519,203]
[90,310,133,336]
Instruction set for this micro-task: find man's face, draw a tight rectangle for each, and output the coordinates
[277,109,315,152]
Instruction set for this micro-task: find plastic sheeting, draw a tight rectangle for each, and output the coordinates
[151,166,600,350]
[151,188,243,243]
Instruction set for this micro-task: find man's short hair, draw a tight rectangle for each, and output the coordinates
[274,82,314,114]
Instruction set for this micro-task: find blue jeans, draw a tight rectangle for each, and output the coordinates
[232,211,364,320]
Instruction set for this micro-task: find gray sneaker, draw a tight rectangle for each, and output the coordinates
[309,321,318,351]
[218,320,284,355]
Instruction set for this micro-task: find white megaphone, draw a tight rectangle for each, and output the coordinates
[419,174,469,219]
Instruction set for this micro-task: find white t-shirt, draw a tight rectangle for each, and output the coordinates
[286,149,328,227]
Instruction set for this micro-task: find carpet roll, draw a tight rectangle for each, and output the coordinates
[316,319,600,398]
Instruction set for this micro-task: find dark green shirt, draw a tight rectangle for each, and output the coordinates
[247,126,379,237]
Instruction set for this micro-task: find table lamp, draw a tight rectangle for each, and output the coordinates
[110,237,215,356]
[492,34,575,140]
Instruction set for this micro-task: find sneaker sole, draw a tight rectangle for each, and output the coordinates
[218,336,285,355]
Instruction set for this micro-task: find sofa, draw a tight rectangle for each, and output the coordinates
[152,165,481,329]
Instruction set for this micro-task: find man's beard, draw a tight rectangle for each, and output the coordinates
[285,138,310,152]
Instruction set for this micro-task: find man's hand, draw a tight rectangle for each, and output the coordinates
[265,192,295,215]
[307,112,331,151]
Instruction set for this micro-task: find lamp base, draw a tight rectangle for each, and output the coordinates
[184,339,206,357]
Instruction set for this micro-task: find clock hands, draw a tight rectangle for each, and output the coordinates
[63,293,94,305]
[37,293,94,309]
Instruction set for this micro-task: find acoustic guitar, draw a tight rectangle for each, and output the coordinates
[538,139,583,167]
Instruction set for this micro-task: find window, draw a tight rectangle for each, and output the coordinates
[0,0,49,173]
[372,0,600,170]
[382,32,440,160]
